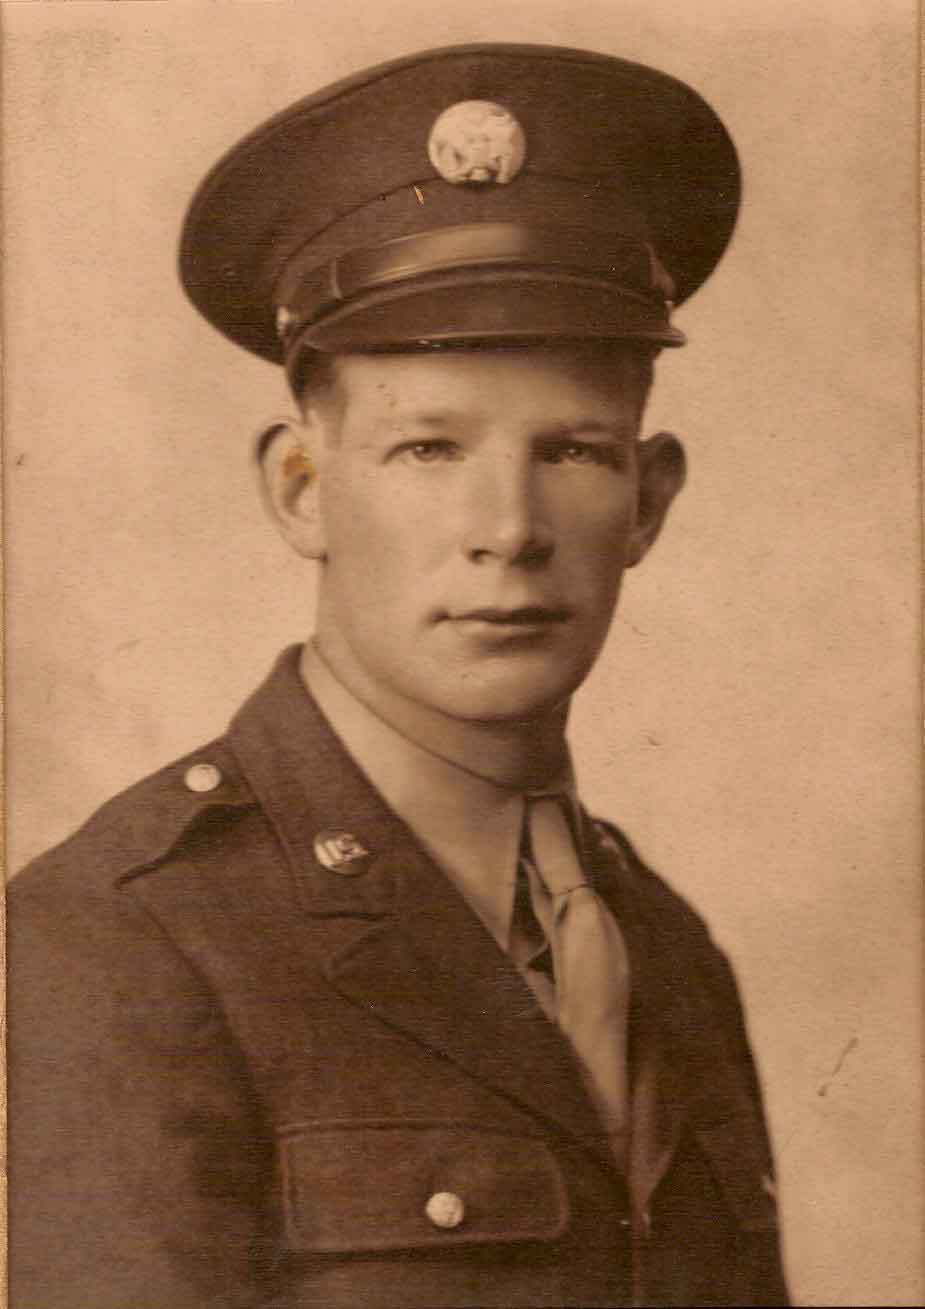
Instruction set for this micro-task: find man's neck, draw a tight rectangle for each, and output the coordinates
[303,635,571,791]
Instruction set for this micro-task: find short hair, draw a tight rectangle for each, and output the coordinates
[288,349,343,416]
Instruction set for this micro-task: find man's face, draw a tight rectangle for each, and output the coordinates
[304,346,656,724]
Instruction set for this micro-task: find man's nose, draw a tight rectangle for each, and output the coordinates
[461,456,554,565]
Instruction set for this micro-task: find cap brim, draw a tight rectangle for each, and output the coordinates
[297,271,686,354]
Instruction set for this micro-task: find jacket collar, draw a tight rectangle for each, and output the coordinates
[229,644,405,918]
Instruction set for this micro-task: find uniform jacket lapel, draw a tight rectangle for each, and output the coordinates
[582,814,684,1215]
[228,647,616,1173]
[583,812,777,1223]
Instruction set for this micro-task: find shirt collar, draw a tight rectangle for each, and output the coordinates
[301,640,577,950]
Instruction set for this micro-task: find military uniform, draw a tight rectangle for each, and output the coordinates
[10,42,790,1308]
[9,646,787,1307]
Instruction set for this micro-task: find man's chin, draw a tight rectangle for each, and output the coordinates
[428,667,588,727]
[327,637,594,733]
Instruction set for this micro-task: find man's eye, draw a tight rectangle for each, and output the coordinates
[544,441,622,468]
[394,440,461,464]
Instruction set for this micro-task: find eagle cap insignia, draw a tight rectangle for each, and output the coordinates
[427,100,526,185]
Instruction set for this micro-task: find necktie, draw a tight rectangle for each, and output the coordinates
[522,794,632,1160]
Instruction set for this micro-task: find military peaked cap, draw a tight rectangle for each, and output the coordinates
[179,43,740,372]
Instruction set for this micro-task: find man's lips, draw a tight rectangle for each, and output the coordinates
[444,606,571,625]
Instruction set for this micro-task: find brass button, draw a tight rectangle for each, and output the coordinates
[184,762,222,793]
[313,830,370,874]
[425,1191,465,1230]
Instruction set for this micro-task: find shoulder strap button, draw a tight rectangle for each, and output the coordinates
[184,762,223,793]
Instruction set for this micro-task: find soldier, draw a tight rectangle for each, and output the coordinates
[8,43,790,1308]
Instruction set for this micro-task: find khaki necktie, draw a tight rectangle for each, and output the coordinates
[522,794,632,1160]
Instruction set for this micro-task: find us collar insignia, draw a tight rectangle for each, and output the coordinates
[313,829,371,875]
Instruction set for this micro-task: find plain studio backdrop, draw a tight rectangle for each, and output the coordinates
[3,2,921,1305]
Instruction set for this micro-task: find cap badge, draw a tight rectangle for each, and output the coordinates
[428,100,526,186]
[314,829,371,875]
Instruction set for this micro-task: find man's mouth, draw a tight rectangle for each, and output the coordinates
[451,606,571,625]
[455,607,570,623]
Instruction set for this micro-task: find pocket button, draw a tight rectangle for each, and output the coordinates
[425,1191,466,1230]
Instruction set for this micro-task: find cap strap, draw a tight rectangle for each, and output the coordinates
[276,222,675,345]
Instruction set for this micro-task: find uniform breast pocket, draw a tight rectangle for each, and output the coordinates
[277,1119,570,1254]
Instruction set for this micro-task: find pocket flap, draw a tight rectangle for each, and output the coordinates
[696,1121,780,1233]
[278,1120,569,1254]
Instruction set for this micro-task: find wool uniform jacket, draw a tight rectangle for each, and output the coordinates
[8,647,790,1309]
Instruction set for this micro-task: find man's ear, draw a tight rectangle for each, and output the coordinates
[626,430,687,567]
[255,417,326,560]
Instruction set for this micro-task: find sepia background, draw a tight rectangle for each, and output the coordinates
[4,1,921,1304]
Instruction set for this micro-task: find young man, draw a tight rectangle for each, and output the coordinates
[8,44,790,1308]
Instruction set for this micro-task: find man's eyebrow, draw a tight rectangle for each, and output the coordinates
[537,420,633,442]
[388,415,633,438]
[387,409,463,428]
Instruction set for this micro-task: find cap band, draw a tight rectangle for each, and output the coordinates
[276,222,676,349]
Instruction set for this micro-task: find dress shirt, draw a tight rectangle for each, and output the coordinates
[301,640,576,1017]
